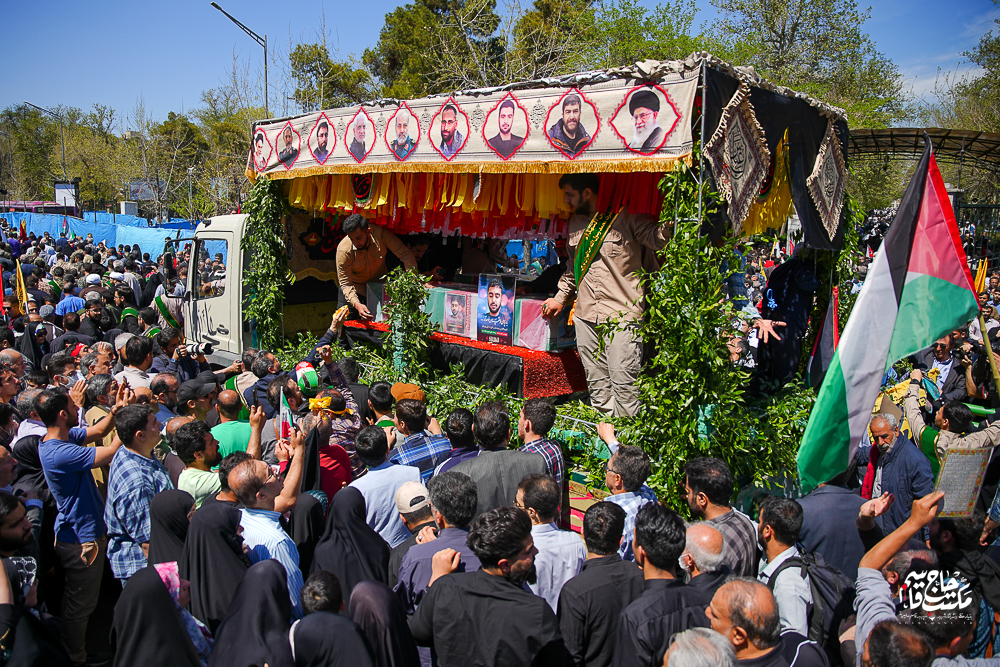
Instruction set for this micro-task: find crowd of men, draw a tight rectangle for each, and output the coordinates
[0,223,991,667]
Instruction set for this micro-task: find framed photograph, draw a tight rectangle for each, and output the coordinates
[477,274,516,345]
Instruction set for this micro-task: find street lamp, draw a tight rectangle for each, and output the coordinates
[210,2,268,117]
[23,101,67,181]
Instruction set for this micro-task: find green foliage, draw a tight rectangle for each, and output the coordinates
[243,177,291,352]
[290,44,376,111]
[275,332,320,372]
[384,266,436,381]
[584,0,713,70]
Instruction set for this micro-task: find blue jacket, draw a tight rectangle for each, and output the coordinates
[857,438,934,537]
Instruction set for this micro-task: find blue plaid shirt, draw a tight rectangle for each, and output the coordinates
[389,431,452,481]
[521,437,566,490]
[605,484,658,562]
[105,446,173,580]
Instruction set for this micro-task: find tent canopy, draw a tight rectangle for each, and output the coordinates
[848,127,1000,168]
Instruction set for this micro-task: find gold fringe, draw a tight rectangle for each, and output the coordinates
[245,168,258,182]
[261,154,693,181]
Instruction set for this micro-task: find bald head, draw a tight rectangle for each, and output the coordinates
[133,387,153,405]
[708,579,781,655]
[682,523,725,576]
[0,350,24,376]
[217,389,242,420]
[166,415,194,439]
[229,459,271,509]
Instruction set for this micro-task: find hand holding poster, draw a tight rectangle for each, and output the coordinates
[477,274,516,345]
[934,447,993,518]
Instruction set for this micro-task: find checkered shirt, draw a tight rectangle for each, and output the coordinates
[605,484,658,562]
[105,446,173,580]
[390,431,453,482]
[521,437,566,489]
[325,363,366,479]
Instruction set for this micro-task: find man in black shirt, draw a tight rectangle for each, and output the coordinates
[558,502,643,667]
[613,503,712,667]
[681,522,730,604]
[706,578,827,667]
[409,506,569,667]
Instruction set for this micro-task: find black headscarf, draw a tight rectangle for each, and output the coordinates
[287,492,325,577]
[310,487,390,597]
[17,327,43,375]
[290,611,375,667]
[180,501,250,634]
[349,580,421,667]
[11,436,51,507]
[110,566,202,667]
[207,559,294,667]
[148,490,194,566]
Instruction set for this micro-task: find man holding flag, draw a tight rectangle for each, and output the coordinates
[798,135,982,493]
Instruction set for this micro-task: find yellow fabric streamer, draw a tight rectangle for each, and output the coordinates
[309,397,331,411]
[742,129,795,237]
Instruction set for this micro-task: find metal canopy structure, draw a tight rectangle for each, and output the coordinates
[848,127,1000,168]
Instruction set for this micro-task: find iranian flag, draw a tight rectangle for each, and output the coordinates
[278,389,294,440]
[806,286,840,390]
[797,138,979,493]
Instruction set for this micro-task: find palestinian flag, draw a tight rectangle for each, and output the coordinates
[797,138,979,493]
[61,216,69,238]
[806,286,840,389]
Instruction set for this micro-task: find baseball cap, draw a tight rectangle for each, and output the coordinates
[295,361,320,397]
[391,382,425,402]
[85,274,101,285]
[394,481,431,515]
[114,332,136,350]
[177,379,216,404]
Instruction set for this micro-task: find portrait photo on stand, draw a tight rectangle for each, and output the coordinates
[483,94,529,160]
[386,103,420,161]
[544,88,599,159]
[346,109,376,163]
[444,291,474,337]
[252,129,272,171]
[276,122,301,169]
[609,84,681,155]
[477,274,516,345]
[430,98,470,161]
[308,113,336,165]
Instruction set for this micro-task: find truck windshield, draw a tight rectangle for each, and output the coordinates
[193,239,228,299]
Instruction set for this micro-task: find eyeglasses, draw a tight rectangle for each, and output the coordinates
[602,461,619,476]
[255,468,277,495]
[932,343,950,349]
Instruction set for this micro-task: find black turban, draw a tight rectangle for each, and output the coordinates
[629,88,660,114]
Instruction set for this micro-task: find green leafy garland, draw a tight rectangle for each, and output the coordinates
[384,266,436,381]
[243,177,292,352]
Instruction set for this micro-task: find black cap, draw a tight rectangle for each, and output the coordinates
[177,379,215,404]
[629,88,660,114]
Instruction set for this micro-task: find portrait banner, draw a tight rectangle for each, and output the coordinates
[250,69,700,177]
[477,274,516,345]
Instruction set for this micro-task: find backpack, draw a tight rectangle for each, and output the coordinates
[765,550,855,665]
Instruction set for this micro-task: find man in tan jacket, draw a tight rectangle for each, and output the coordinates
[335,214,416,320]
[904,368,1000,462]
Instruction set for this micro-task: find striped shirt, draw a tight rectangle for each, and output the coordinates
[520,437,566,490]
[240,508,304,619]
[706,508,759,577]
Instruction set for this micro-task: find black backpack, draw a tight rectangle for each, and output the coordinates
[765,550,855,665]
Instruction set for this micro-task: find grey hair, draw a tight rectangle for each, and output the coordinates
[685,524,726,573]
[92,341,114,357]
[15,389,42,421]
[85,374,115,405]
[667,628,736,667]
[871,412,898,430]
[395,109,411,127]
[79,352,99,378]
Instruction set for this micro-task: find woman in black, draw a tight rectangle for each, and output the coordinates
[290,611,375,667]
[349,580,420,667]
[110,565,202,667]
[207,560,294,667]
[180,501,250,633]
[310,487,390,598]
[147,490,194,566]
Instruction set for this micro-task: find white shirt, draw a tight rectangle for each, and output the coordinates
[527,522,586,611]
[114,366,152,389]
[758,545,812,636]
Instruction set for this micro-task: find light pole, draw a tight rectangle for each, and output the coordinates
[210,2,268,117]
[23,101,67,181]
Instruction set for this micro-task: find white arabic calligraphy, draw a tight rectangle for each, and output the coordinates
[903,570,973,611]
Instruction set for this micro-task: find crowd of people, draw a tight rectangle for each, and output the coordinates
[0,223,991,667]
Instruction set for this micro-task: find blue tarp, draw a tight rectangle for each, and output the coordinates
[0,213,185,258]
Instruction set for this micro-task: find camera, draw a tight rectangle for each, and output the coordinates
[185,342,214,356]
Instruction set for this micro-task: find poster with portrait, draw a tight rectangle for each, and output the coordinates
[544,88,599,159]
[308,113,336,165]
[385,102,420,161]
[275,121,301,170]
[345,109,376,163]
[251,129,272,172]
[429,98,470,161]
[477,274,516,345]
[609,84,681,155]
[444,290,474,337]
[482,93,529,161]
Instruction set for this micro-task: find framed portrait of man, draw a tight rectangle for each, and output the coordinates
[544,88,599,159]
[610,84,682,155]
[308,113,336,165]
[483,93,529,161]
[430,98,470,161]
[386,102,420,161]
[252,129,272,172]
[477,274,517,345]
[276,122,301,169]
[346,109,376,164]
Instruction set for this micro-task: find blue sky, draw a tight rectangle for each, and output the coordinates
[1,0,996,125]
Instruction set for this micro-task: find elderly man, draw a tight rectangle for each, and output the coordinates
[390,109,416,160]
[335,214,416,321]
[856,413,934,536]
[348,117,368,162]
[627,89,663,152]
[706,579,827,667]
[680,523,729,603]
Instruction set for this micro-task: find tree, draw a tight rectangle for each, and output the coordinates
[582,0,711,71]
[290,43,376,111]
[0,105,60,200]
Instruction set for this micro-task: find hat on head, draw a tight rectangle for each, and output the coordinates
[85,274,101,285]
[38,304,55,320]
[69,343,86,358]
[115,332,136,350]
[394,481,431,515]
[177,379,215,404]
[109,272,124,281]
[628,88,660,114]
[391,382,425,402]
[294,361,320,397]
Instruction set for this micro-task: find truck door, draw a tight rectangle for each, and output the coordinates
[189,233,239,355]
